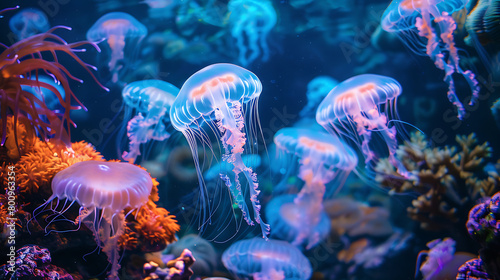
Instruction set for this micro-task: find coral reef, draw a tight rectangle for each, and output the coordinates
[143,249,195,280]
[164,234,217,277]
[0,245,77,280]
[466,192,500,279]
[457,258,493,280]
[375,132,497,230]
[119,177,180,253]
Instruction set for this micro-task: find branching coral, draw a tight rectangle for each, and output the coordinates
[375,132,497,230]
[0,26,107,147]
[119,177,180,252]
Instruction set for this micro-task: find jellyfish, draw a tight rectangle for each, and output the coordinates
[265,194,330,249]
[32,161,153,280]
[222,237,312,280]
[86,12,147,83]
[273,127,357,248]
[299,76,338,118]
[381,0,479,120]
[316,74,409,177]
[120,79,179,163]
[204,154,262,181]
[169,63,270,238]
[227,0,277,66]
[9,8,49,41]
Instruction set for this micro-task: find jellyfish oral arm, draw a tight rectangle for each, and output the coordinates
[215,101,270,238]
[414,10,479,120]
[107,34,125,83]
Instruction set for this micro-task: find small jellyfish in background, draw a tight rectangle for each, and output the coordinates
[299,76,338,118]
[273,127,357,248]
[9,8,49,40]
[32,161,153,280]
[265,194,330,250]
[316,74,410,177]
[227,0,277,66]
[381,0,479,120]
[120,79,179,163]
[204,154,262,182]
[222,237,312,280]
[87,12,147,83]
[170,63,270,238]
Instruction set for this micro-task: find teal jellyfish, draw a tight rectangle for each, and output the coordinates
[273,127,357,248]
[87,12,147,83]
[299,76,338,118]
[228,0,277,66]
[120,79,179,163]
[316,74,411,178]
[21,75,65,111]
[9,8,49,40]
[170,63,270,238]
[222,237,312,280]
[381,0,479,120]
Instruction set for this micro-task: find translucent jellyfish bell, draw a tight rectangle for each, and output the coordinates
[299,75,338,118]
[9,8,49,40]
[120,79,179,163]
[273,127,357,248]
[381,0,479,120]
[87,12,147,83]
[170,63,269,239]
[316,74,409,177]
[34,161,153,279]
[227,0,277,66]
[222,237,312,280]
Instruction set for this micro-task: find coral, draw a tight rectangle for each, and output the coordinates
[337,231,414,277]
[0,245,76,280]
[0,116,35,160]
[466,192,500,279]
[119,177,180,252]
[457,258,493,280]
[324,197,394,238]
[165,234,217,277]
[143,249,195,280]
[0,26,106,147]
[375,132,496,230]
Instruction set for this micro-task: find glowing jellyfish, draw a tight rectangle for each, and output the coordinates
[316,74,409,176]
[222,237,312,280]
[273,127,357,248]
[204,154,262,181]
[265,194,330,249]
[87,12,147,83]
[227,0,277,66]
[9,8,49,40]
[170,63,269,238]
[381,0,479,120]
[299,76,338,118]
[120,79,179,163]
[34,161,153,279]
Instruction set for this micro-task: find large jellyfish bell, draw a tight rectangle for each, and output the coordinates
[170,63,269,238]
[87,12,147,83]
[381,0,479,120]
[316,74,410,178]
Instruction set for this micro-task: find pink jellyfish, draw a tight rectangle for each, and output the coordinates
[33,161,153,279]
[316,74,409,177]
[169,63,269,239]
[86,12,147,83]
[381,0,479,120]
[273,127,357,248]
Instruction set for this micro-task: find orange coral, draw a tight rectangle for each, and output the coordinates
[0,116,35,160]
[119,176,180,252]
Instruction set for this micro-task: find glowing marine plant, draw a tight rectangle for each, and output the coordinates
[0,26,107,147]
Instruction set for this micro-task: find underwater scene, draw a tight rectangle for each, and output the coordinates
[1,0,500,279]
